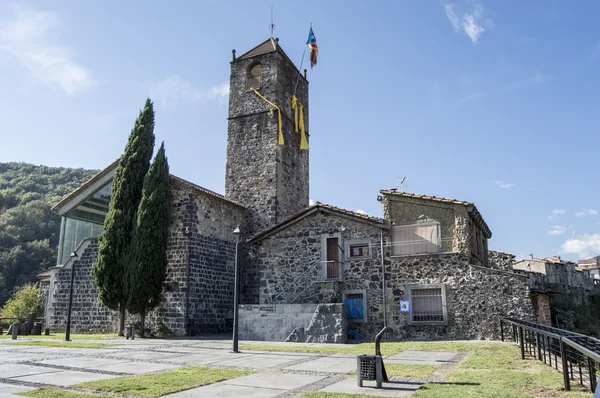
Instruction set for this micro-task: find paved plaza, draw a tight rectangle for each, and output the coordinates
[0,338,462,397]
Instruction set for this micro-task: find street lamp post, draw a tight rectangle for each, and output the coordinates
[232,225,241,353]
[65,251,78,342]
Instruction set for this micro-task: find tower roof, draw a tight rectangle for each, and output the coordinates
[237,37,288,60]
[234,38,305,81]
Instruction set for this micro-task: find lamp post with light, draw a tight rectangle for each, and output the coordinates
[232,225,241,353]
[65,251,78,342]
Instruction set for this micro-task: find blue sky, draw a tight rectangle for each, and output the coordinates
[1,1,599,261]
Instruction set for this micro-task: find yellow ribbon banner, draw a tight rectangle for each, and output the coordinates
[291,95,309,150]
[250,88,284,145]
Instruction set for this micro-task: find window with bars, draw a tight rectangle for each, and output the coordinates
[408,285,446,324]
[392,221,441,256]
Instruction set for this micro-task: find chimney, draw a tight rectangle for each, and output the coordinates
[529,253,533,260]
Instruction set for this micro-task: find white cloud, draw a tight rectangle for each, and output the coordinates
[309,199,316,206]
[0,3,96,95]
[150,75,229,106]
[547,208,566,220]
[494,180,514,189]
[548,225,566,236]
[355,210,368,215]
[562,234,600,259]
[575,209,598,217]
[444,3,492,44]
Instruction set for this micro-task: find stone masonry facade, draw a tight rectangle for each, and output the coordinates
[250,202,534,341]
[45,182,244,336]
[225,39,309,235]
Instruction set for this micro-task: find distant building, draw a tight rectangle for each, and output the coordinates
[578,256,600,280]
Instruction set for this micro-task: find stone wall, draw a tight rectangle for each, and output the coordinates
[45,184,246,336]
[253,211,384,305]
[225,46,309,235]
[186,188,244,334]
[46,240,118,333]
[250,208,536,341]
[238,303,347,343]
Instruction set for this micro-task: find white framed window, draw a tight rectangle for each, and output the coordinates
[345,240,372,259]
[343,289,367,323]
[407,284,447,325]
[393,220,441,256]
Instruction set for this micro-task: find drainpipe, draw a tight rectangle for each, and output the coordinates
[380,229,386,329]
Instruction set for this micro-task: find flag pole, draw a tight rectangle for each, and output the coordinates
[293,24,311,97]
[293,47,307,97]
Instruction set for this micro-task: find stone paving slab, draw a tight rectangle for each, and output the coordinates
[209,353,310,369]
[0,364,60,378]
[319,377,422,397]
[0,353,43,362]
[386,351,458,366]
[0,382,35,396]
[14,369,116,386]
[91,361,178,374]
[106,350,180,361]
[165,383,284,397]
[39,357,130,368]
[284,356,356,374]
[221,372,326,390]
[163,353,225,365]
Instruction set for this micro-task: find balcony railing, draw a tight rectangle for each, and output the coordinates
[322,261,343,282]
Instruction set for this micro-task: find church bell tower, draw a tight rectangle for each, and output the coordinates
[225,38,310,234]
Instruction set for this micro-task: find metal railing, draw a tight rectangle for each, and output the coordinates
[501,317,600,393]
[323,260,343,282]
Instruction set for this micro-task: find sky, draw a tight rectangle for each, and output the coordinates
[1,1,599,262]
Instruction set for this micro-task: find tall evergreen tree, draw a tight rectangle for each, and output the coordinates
[125,143,171,336]
[94,99,155,335]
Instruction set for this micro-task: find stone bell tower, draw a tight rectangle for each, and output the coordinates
[225,38,310,234]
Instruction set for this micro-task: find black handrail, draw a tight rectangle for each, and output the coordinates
[501,317,600,393]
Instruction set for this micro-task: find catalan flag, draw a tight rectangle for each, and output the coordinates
[306,26,318,68]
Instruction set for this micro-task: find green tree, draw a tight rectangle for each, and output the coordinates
[95,99,155,335]
[0,283,40,320]
[125,143,171,336]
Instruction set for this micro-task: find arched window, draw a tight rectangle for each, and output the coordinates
[247,63,261,90]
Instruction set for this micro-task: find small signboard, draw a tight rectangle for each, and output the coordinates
[400,300,410,313]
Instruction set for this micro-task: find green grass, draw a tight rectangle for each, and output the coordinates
[245,342,591,398]
[2,341,116,349]
[240,341,497,356]
[18,388,113,398]
[75,366,253,397]
[348,363,436,379]
[412,344,590,398]
[0,333,120,340]
[300,393,382,398]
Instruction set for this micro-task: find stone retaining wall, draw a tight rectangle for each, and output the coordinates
[238,303,347,343]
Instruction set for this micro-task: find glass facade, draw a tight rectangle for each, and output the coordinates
[57,181,112,265]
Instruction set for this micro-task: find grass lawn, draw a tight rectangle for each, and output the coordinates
[18,388,113,398]
[2,341,116,349]
[74,366,252,397]
[244,341,591,398]
[0,333,120,340]
[348,363,437,379]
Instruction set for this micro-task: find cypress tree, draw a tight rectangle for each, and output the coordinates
[94,99,155,335]
[125,143,171,336]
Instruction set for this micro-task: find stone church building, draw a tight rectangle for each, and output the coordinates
[41,37,540,341]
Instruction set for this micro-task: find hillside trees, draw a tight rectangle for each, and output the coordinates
[0,163,97,307]
[0,283,40,320]
[125,143,171,336]
[95,99,155,335]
